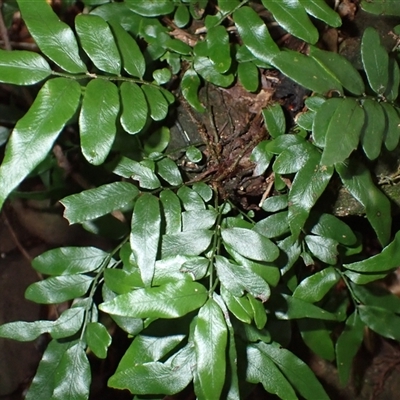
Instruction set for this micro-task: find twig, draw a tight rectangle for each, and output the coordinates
[2,210,33,263]
[0,0,12,50]
[0,40,39,51]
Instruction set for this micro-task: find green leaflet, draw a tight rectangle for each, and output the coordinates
[256,341,330,400]
[360,98,385,160]
[109,20,145,78]
[156,157,183,186]
[221,227,279,262]
[181,69,205,112]
[174,4,190,27]
[182,210,217,231]
[160,189,182,235]
[309,46,365,95]
[115,159,161,189]
[52,342,91,400]
[142,85,169,121]
[298,319,335,361]
[0,78,81,211]
[336,158,391,246]
[17,0,86,73]
[254,211,290,239]
[384,57,400,101]
[247,294,268,329]
[271,50,342,95]
[99,280,208,318]
[143,126,171,154]
[109,359,192,395]
[288,150,334,238]
[207,25,231,73]
[161,229,213,258]
[25,339,78,400]
[0,50,51,85]
[32,246,109,275]
[233,6,279,65]
[215,256,270,301]
[61,182,139,224]
[75,14,121,75]
[298,0,341,27]
[381,102,400,151]
[238,61,259,92]
[79,79,119,165]
[194,298,228,400]
[335,311,364,386]
[178,186,206,210]
[361,0,400,17]
[246,345,297,400]
[220,286,253,324]
[262,0,318,44]
[262,103,286,138]
[344,230,400,273]
[320,98,365,166]
[361,27,388,95]
[273,142,314,174]
[25,275,94,304]
[351,283,400,313]
[120,82,149,134]
[85,322,112,359]
[358,305,400,341]
[125,0,175,17]
[130,193,160,286]
[293,267,340,303]
[305,235,338,265]
[193,55,234,87]
[104,268,143,294]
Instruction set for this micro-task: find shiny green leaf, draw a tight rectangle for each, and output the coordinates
[109,20,145,78]
[143,126,171,154]
[361,0,400,17]
[256,341,329,400]
[336,311,364,386]
[299,0,341,26]
[50,307,85,340]
[384,57,400,100]
[320,98,365,166]
[61,182,138,224]
[288,151,334,238]
[0,50,51,85]
[79,79,119,165]
[130,193,160,286]
[32,246,108,275]
[160,189,181,235]
[192,182,213,202]
[360,98,385,160]
[305,235,338,264]
[336,158,391,246]
[293,267,340,302]
[194,298,228,400]
[177,186,205,210]
[358,305,400,341]
[361,27,388,95]
[207,25,231,73]
[25,339,77,400]
[238,61,259,92]
[127,160,161,189]
[162,229,213,258]
[272,50,342,95]
[75,14,121,75]
[125,0,175,17]
[254,211,290,239]
[142,85,169,121]
[52,342,91,400]
[120,82,148,134]
[156,157,183,186]
[247,294,267,329]
[261,194,288,212]
[221,227,279,262]
[344,230,400,273]
[153,67,172,85]
[307,213,357,246]
[174,4,190,27]
[262,0,318,43]
[220,285,253,324]
[0,78,81,210]
[104,268,143,294]
[17,0,86,73]
[233,6,279,65]
[99,280,208,318]
[381,102,400,151]
[25,275,93,304]
[309,46,365,95]
[193,55,234,87]
[215,255,270,301]
[85,322,112,359]
[246,344,297,400]
[273,142,314,174]
[250,140,273,175]
[182,210,217,231]
[0,320,53,341]
[262,103,286,138]
[181,69,205,112]
[351,283,400,313]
